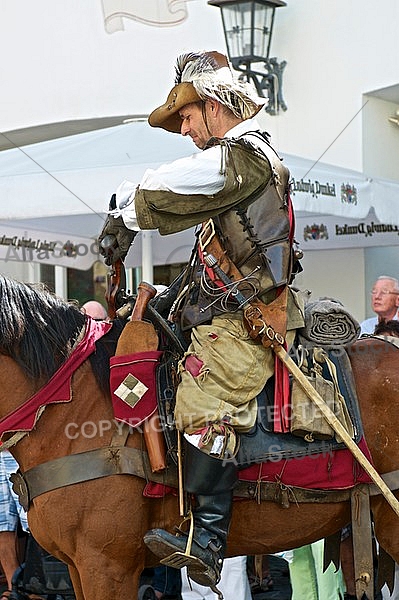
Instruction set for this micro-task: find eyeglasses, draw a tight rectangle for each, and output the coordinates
[370,289,399,296]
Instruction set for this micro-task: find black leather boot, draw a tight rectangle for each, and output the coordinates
[144,440,237,591]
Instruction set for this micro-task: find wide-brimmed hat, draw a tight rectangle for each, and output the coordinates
[149,51,266,133]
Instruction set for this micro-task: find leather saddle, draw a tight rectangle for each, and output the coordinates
[149,294,363,470]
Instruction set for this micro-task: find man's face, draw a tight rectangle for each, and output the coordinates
[179,102,211,149]
[371,278,399,318]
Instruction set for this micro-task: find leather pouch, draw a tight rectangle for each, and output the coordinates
[290,348,354,442]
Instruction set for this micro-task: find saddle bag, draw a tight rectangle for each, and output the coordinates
[290,347,354,442]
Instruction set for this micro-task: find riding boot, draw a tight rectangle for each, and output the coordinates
[144,439,237,591]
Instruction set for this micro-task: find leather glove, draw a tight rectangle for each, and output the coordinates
[98,214,137,266]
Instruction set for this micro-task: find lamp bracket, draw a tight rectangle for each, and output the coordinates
[233,58,287,115]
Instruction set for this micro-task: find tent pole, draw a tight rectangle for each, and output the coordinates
[141,230,154,284]
[27,262,41,284]
[54,265,68,299]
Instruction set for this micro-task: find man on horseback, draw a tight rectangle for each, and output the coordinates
[98,50,304,594]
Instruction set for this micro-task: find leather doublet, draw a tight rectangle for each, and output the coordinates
[216,137,292,294]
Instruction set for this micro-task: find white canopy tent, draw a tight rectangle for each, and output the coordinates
[1,121,399,277]
[0,121,195,273]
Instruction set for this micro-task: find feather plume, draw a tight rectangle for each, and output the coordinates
[174,52,218,84]
[173,50,267,118]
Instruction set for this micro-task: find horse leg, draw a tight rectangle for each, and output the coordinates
[65,556,142,600]
[68,563,84,600]
[372,496,399,563]
[76,551,143,600]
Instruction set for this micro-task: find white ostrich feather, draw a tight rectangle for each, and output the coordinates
[174,51,266,118]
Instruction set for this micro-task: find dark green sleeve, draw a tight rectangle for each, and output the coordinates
[134,142,272,235]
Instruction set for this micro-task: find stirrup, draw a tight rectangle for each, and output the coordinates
[159,511,195,568]
[162,554,224,599]
[158,512,224,599]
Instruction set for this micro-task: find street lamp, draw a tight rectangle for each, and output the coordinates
[208,0,287,115]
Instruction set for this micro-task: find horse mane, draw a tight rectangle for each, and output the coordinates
[90,319,125,394]
[0,274,121,393]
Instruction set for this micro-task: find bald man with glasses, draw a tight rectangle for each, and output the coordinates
[360,275,399,335]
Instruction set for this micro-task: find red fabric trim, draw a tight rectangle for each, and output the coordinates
[0,319,112,441]
[143,482,176,498]
[272,184,295,432]
[110,351,163,427]
[273,349,291,433]
[287,185,295,245]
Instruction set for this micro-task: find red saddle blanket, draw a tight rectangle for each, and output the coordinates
[238,436,372,489]
[144,438,373,498]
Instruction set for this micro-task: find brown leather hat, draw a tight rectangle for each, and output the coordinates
[148,82,200,134]
[148,51,265,133]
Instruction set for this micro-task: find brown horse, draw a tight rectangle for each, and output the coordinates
[0,274,398,600]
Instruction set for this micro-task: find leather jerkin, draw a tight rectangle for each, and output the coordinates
[199,221,288,346]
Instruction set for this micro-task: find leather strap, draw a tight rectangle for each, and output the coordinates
[199,218,288,342]
[10,446,178,511]
[351,484,374,599]
[110,422,130,447]
[199,218,246,283]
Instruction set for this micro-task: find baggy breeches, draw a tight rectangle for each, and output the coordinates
[175,314,280,434]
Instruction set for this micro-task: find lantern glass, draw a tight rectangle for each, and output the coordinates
[220,1,275,64]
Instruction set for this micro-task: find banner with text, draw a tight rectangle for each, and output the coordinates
[296,212,399,251]
[0,225,101,270]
